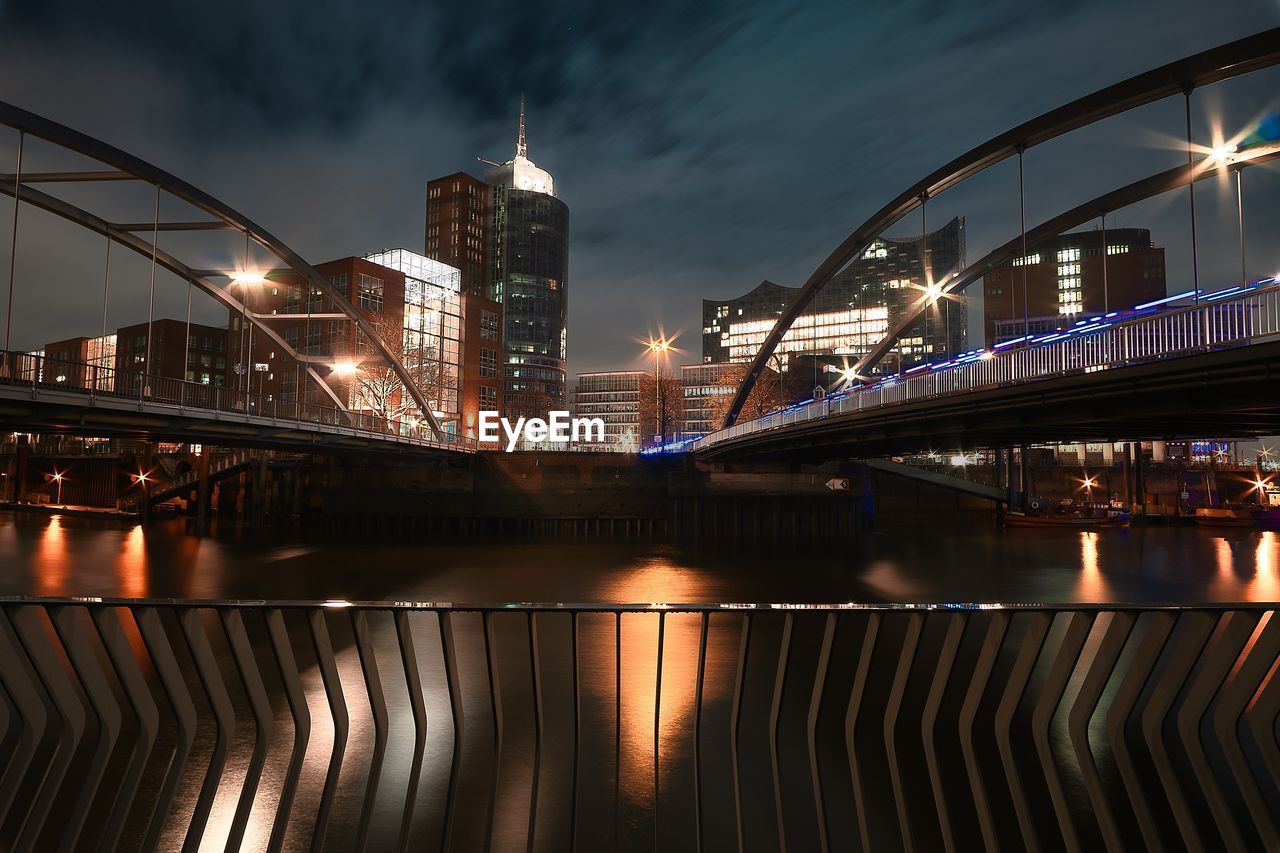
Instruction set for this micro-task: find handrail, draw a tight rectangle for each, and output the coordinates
[0,349,476,452]
[1,597,1277,849]
[696,279,1280,451]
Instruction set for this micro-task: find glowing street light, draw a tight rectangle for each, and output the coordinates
[1081,475,1097,500]
[926,282,943,301]
[332,361,359,378]
[645,335,675,443]
[51,470,64,505]
[1208,142,1238,163]
[231,270,267,286]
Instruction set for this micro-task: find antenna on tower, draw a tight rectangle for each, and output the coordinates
[516,94,528,159]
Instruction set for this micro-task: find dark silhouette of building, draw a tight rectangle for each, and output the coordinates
[983,227,1166,343]
[115,319,227,387]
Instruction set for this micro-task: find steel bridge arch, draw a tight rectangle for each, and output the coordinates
[722,27,1280,428]
[0,100,444,439]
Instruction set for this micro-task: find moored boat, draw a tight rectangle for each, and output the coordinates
[1193,506,1280,528]
[1006,508,1131,528]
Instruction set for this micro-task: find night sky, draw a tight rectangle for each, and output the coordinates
[0,1,1278,376]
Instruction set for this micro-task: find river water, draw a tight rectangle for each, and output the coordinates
[1,510,1276,604]
[2,511,1278,850]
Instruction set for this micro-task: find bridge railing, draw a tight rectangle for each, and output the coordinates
[697,281,1280,450]
[0,596,1277,850]
[0,350,476,452]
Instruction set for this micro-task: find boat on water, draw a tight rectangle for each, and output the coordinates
[1005,509,1131,528]
[1193,506,1280,529]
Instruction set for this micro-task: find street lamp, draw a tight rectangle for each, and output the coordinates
[51,470,63,505]
[231,270,266,398]
[1081,475,1096,502]
[646,336,673,444]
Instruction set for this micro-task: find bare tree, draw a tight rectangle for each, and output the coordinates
[638,370,685,443]
[702,362,785,429]
[350,311,451,432]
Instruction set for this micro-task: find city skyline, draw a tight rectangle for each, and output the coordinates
[1,3,1278,380]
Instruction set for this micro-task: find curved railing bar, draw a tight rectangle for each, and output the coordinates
[721,27,1280,427]
[852,148,1280,378]
[0,100,444,438]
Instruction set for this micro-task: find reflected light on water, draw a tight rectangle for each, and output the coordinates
[37,516,69,597]
[117,525,149,599]
[1250,532,1279,601]
[1075,532,1109,601]
[1216,537,1235,581]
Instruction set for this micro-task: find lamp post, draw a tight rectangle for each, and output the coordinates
[645,336,672,444]
[52,470,63,505]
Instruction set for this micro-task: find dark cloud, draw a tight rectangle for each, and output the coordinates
[0,1,1278,376]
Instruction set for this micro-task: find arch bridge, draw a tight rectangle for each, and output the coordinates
[697,28,1280,461]
[0,102,469,455]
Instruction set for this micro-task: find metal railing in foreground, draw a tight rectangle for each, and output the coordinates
[697,280,1280,451]
[0,598,1277,851]
[0,351,476,453]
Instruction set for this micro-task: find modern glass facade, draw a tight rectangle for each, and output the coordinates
[364,249,463,431]
[484,116,569,419]
[702,217,967,373]
[486,186,569,417]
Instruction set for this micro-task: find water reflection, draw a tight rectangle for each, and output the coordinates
[117,525,148,599]
[0,511,1278,604]
[1074,532,1110,601]
[37,515,69,596]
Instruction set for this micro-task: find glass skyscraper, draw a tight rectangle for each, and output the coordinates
[484,105,570,418]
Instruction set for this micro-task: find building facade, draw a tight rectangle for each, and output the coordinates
[42,334,115,391]
[115,319,227,389]
[458,292,504,440]
[227,256,407,416]
[573,371,643,452]
[702,217,966,374]
[425,171,489,296]
[481,106,570,419]
[681,363,735,437]
[364,249,464,432]
[982,228,1166,343]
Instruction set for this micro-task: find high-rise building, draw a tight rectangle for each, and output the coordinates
[482,102,570,418]
[425,171,489,296]
[702,217,966,374]
[983,228,1167,343]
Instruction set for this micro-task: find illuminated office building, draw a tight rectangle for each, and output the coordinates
[483,102,570,418]
[702,218,966,372]
[573,371,643,451]
[983,228,1166,343]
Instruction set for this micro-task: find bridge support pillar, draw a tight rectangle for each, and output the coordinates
[1018,445,1030,510]
[13,434,28,503]
[1134,445,1146,516]
[140,443,154,524]
[253,458,267,522]
[196,450,210,536]
[1123,443,1134,509]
